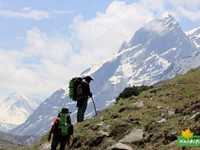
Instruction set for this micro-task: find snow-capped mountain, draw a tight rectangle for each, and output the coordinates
[11,13,200,136]
[0,93,39,131]
[82,12,197,109]
[12,89,75,135]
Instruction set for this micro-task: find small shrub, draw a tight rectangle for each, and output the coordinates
[116,85,153,102]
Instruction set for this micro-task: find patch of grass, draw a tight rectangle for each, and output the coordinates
[109,120,133,140]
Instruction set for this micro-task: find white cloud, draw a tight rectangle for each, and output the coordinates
[166,0,200,21]
[177,7,200,21]
[168,0,200,9]
[69,1,160,67]
[0,7,49,20]
[144,22,165,34]
[0,27,74,99]
[25,27,73,62]
[52,10,76,15]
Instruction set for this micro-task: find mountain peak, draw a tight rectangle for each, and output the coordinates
[161,11,173,19]
[125,12,183,52]
[145,12,176,30]
[156,12,179,30]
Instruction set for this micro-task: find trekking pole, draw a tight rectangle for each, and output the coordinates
[91,97,97,117]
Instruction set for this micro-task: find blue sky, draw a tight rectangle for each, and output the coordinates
[0,0,200,100]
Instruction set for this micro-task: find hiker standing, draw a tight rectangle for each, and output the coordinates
[48,107,73,150]
[77,76,93,122]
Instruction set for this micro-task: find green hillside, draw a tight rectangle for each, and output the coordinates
[10,68,200,149]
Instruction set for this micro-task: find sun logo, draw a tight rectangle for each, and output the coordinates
[181,128,193,139]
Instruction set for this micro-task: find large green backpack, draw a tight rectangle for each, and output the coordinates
[69,77,83,101]
[60,113,68,136]
[55,113,74,136]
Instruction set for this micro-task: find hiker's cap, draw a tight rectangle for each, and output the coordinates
[83,76,93,81]
[61,107,69,114]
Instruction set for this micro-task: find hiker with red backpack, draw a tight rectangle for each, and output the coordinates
[48,107,73,150]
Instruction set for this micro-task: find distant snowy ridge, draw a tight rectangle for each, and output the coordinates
[186,27,200,49]
[0,93,39,131]
[11,13,200,136]
[12,88,77,136]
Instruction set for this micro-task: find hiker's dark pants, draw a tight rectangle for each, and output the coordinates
[77,97,88,122]
[51,135,70,150]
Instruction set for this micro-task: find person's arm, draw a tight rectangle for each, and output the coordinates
[48,117,58,141]
[48,126,54,142]
[67,114,72,124]
[86,82,92,97]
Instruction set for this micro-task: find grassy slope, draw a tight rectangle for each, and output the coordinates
[10,68,200,150]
